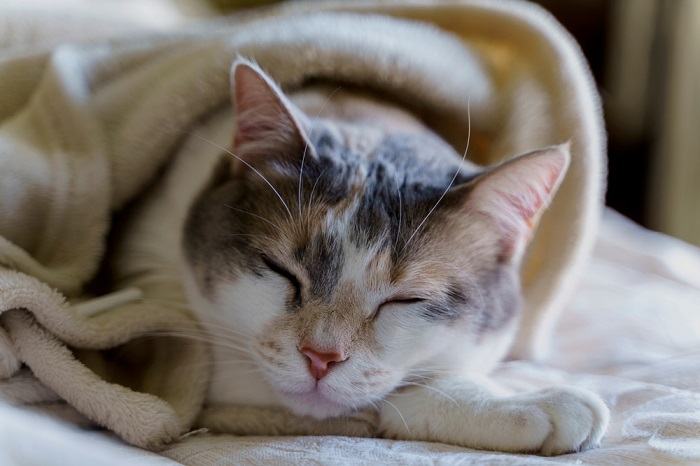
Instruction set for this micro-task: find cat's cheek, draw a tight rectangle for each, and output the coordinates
[212,273,288,335]
[372,310,431,362]
[371,308,404,343]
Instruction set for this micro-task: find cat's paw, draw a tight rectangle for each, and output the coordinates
[530,387,609,456]
[377,382,608,456]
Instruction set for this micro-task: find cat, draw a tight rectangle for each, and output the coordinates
[140,58,609,455]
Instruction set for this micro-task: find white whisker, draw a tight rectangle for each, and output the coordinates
[382,399,411,435]
[146,330,254,355]
[298,86,342,217]
[400,382,458,406]
[306,167,328,212]
[395,180,403,246]
[194,133,293,219]
[159,326,253,346]
[402,98,471,251]
[178,359,260,371]
[224,205,282,233]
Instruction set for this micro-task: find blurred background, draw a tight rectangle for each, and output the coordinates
[533,0,700,247]
[7,0,700,245]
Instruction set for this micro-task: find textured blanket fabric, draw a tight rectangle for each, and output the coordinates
[0,0,607,452]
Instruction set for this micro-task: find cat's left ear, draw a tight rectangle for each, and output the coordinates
[229,58,313,174]
[462,144,570,263]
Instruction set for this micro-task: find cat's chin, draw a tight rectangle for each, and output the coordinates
[277,389,357,419]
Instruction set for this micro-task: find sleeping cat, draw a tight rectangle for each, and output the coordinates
[161,59,609,455]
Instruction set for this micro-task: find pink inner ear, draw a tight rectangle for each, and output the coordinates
[230,61,308,168]
[498,187,543,230]
[497,161,564,229]
[235,118,279,150]
[469,147,569,261]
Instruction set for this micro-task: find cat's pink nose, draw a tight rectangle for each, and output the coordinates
[300,345,346,380]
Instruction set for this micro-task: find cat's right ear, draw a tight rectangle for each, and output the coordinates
[230,59,313,175]
[457,144,570,263]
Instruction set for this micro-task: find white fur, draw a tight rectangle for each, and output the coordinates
[379,376,609,456]
[182,270,280,407]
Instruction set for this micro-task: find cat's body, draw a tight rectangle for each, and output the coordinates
[118,60,608,455]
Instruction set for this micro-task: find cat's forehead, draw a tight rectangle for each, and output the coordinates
[291,216,392,303]
[308,122,463,182]
[299,125,477,252]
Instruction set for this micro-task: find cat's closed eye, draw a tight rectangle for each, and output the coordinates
[261,254,302,306]
[372,297,426,320]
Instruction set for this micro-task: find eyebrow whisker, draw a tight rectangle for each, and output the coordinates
[401,97,471,252]
[194,133,293,220]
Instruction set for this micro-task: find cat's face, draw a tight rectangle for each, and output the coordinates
[183,60,569,419]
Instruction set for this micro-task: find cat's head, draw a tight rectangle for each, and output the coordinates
[183,59,569,419]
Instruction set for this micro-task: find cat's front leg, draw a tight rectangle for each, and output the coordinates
[378,375,609,456]
[198,404,378,438]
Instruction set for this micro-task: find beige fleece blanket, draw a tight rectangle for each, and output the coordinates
[0,0,605,451]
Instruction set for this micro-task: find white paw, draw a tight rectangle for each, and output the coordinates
[377,383,609,456]
[530,387,610,456]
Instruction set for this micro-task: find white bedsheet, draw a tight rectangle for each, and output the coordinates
[2,209,699,465]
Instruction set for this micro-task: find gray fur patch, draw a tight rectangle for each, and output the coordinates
[294,231,344,301]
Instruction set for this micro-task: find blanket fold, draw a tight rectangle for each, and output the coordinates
[0,0,605,449]
[0,268,208,449]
